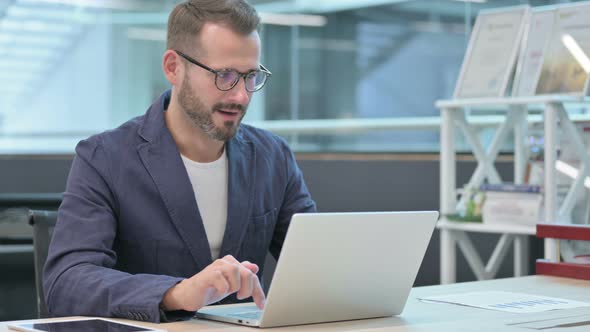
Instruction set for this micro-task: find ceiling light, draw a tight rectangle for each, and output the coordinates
[0,19,76,34]
[0,34,69,48]
[0,47,58,58]
[0,59,46,70]
[17,0,152,10]
[7,5,93,23]
[259,13,327,27]
[127,27,166,41]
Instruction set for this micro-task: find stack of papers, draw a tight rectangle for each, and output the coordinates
[419,291,590,313]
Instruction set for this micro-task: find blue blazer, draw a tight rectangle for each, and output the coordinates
[44,91,316,322]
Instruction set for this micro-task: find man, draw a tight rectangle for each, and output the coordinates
[43,0,316,323]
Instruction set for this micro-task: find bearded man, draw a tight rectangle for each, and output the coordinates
[44,0,316,323]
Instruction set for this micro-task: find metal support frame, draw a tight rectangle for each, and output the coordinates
[440,105,529,284]
[544,103,559,261]
[454,109,518,209]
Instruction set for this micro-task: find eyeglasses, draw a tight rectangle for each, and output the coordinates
[175,50,272,92]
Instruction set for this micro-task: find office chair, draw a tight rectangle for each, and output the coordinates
[28,209,58,318]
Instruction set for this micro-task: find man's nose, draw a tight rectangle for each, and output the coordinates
[227,78,251,105]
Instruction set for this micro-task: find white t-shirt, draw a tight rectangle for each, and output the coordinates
[181,149,228,260]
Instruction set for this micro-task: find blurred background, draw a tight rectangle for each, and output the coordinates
[1,0,588,321]
[1,0,586,154]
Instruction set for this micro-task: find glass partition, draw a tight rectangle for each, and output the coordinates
[0,0,588,153]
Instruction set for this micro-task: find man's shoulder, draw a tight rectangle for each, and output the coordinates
[77,114,146,156]
[238,123,288,149]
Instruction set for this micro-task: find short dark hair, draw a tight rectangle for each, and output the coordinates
[167,0,260,53]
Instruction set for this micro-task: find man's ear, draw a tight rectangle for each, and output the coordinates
[163,50,181,86]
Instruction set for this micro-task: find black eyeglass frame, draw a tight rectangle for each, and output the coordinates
[175,50,272,92]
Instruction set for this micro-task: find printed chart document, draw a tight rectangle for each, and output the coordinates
[511,313,590,330]
[419,291,590,313]
[507,307,590,330]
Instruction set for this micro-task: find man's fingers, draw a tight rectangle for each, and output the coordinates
[185,257,262,310]
[251,275,266,310]
[236,269,254,300]
[203,271,231,306]
[215,259,241,294]
[211,270,230,295]
[221,256,258,276]
[216,255,264,305]
[241,261,259,274]
[222,255,240,264]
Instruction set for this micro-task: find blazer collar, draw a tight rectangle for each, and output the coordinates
[137,90,171,144]
[137,90,256,269]
[219,133,256,258]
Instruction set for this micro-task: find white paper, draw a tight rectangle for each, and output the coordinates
[512,314,590,329]
[455,7,528,98]
[419,291,590,313]
[513,10,555,96]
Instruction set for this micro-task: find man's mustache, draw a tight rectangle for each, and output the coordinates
[213,103,245,112]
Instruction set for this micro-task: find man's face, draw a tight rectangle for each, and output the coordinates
[178,23,261,141]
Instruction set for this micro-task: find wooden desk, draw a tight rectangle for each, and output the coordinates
[2,276,589,331]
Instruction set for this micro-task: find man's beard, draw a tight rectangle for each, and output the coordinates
[178,75,246,141]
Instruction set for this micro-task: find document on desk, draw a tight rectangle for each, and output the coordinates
[419,291,590,313]
[510,313,590,330]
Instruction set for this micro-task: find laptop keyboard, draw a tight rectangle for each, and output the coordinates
[229,310,263,320]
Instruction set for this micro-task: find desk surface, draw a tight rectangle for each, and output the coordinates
[2,276,589,332]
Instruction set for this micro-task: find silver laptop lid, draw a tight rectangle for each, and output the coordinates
[258,211,439,327]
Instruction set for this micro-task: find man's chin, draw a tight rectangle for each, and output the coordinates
[211,122,240,141]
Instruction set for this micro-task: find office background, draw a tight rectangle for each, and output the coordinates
[0,0,583,321]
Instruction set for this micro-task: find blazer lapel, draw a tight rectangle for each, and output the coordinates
[218,134,256,257]
[137,97,213,271]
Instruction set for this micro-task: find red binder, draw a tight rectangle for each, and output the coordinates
[536,223,590,280]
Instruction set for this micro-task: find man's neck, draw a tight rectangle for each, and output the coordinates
[165,97,225,163]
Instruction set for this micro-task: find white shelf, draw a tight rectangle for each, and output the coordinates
[435,96,587,283]
[437,218,536,235]
[436,95,590,109]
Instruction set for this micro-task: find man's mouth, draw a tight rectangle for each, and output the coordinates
[212,102,245,121]
[215,108,242,120]
[217,109,240,115]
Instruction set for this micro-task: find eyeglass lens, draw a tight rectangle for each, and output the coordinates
[215,70,267,92]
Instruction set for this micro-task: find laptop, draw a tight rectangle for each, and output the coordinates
[195,211,439,328]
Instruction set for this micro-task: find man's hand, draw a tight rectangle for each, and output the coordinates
[161,255,265,312]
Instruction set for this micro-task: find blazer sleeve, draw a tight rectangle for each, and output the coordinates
[43,138,187,323]
[269,139,317,260]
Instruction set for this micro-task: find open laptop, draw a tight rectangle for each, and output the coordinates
[195,211,439,328]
